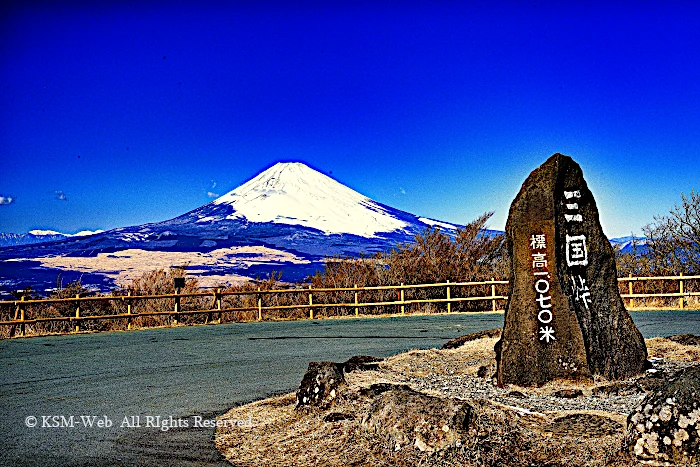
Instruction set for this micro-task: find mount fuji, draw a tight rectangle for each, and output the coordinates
[0,162,464,295]
[169,161,461,246]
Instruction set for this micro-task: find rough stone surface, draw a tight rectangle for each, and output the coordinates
[441,328,502,349]
[343,355,383,372]
[625,364,700,465]
[496,153,647,386]
[545,413,623,438]
[554,388,584,399]
[592,382,643,397]
[295,361,345,408]
[361,384,474,453]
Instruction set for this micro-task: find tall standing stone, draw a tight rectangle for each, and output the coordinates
[496,154,647,387]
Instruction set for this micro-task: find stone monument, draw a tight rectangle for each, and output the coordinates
[496,153,648,387]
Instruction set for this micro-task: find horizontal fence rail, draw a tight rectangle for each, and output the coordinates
[618,273,700,310]
[0,275,697,338]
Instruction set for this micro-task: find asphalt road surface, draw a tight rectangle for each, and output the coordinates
[1,311,697,466]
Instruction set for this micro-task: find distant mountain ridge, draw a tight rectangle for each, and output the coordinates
[0,230,103,247]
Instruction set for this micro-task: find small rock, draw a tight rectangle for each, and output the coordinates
[554,389,584,399]
[323,412,354,422]
[296,361,345,409]
[343,355,383,373]
[593,382,642,397]
[359,383,411,397]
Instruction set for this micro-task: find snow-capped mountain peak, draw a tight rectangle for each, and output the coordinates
[210,162,409,237]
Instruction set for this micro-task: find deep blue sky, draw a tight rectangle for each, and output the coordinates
[1,1,699,238]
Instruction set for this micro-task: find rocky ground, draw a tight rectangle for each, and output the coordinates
[215,333,700,467]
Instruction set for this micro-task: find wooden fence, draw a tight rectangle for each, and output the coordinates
[0,275,698,337]
[619,273,700,309]
[1,280,507,337]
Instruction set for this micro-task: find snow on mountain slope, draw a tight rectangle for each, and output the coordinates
[209,162,410,237]
[29,229,104,237]
[418,217,459,230]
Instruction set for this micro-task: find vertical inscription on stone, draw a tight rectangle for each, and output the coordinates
[530,233,555,343]
[563,189,592,310]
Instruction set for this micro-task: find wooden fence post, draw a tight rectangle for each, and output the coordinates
[127,291,132,330]
[446,280,451,313]
[679,273,684,309]
[173,287,181,325]
[491,278,497,313]
[628,273,634,308]
[354,284,359,317]
[308,285,314,320]
[12,295,26,337]
[257,288,262,321]
[215,288,222,323]
[74,294,80,333]
[20,296,26,336]
[400,283,405,315]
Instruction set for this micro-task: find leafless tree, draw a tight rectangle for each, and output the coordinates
[643,190,700,274]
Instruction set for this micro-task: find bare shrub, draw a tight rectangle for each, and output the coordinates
[312,213,507,315]
[217,272,309,321]
[126,267,206,328]
[643,189,700,275]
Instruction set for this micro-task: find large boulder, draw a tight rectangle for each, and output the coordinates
[496,153,647,386]
[625,364,700,465]
[361,384,474,453]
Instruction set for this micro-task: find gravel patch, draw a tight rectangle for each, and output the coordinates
[408,359,697,415]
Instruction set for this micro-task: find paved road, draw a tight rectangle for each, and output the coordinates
[0,311,697,466]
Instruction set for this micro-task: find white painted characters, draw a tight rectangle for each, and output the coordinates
[570,275,592,310]
[539,326,556,342]
[564,191,583,223]
[530,233,556,343]
[566,234,588,267]
[530,234,546,250]
[563,188,593,312]
[532,252,548,269]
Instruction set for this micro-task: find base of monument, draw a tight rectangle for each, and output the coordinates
[215,335,699,467]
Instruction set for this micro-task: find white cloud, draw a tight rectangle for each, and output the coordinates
[211,180,217,189]
[0,195,15,205]
[55,190,68,201]
[207,191,220,198]
[399,187,406,195]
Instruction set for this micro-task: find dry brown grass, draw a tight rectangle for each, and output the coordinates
[383,338,498,379]
[646,337,700,362]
